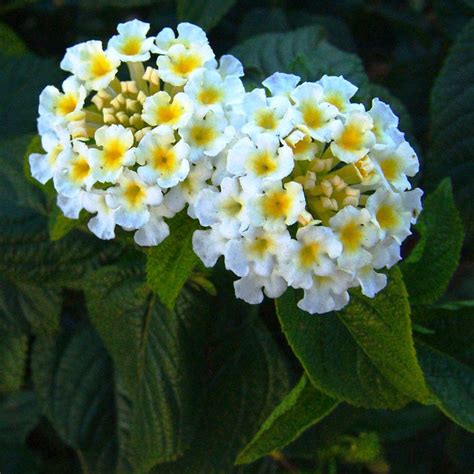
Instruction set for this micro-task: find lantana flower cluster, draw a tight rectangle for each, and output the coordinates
[30,20,422,314]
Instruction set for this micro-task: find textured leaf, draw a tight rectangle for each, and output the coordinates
[401,179,464,305]
[146,212,200,310]
[0,54,62,138]
[276,284,411,409]
[0,277,61,336]
[236,375,339,465]
[0,334,27,393]
[416,340,474,432]
[156,317,290,473]
[84,262,207,472]
[31,325,118,472]
[230,26,368,88]
[48,206,87,241]
[427,19,474,234]
[337,267,431,403]
[177,0,236,30]
[0,391,40,446]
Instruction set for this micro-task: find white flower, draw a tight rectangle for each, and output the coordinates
[156,43,214,86]
[249,181,306,231]
[297,270,354,314]
[141,91,194,129]
[234,268,287,305]
[355,265,387,298]
[108,19,154,62]
[29,127,71,184]
[60,40,120,91]
[83,190,117,240]
[192,225,229,267]
[136,126,190,188]
[89,125,135,183]
[371,141,419,191]
[194,176,248,238]
[215,54,244,78]
[316,75,360,113]
[54,141,95,198]
[290,82,340,142]
[179,111,234,162]
[331,111,375,163]
[262,72,300,98]
[227,133,294,184]
[284,129,321,161]
[329,206,378,272]
[57,191,86,219]
[281,225,342,289]
[154,22,209,54]
[184,68,245,117]
[369,98,403,148]
[224,227,293,278]
[106,169,162,229]
[164,160,213,217]
[366,187,421,243]
[38,76,86,125]
[134,204,174,246]
[241,88,293,139]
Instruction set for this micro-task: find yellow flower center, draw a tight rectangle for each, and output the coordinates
[71,157,90,182]
[255,109,277,130]
[376,204,398,230]
[302,103,323,129]
[262,190,291,219]
[124,182,145,207]
[103,139,127,169]
[172,52,202,75]
[380,157,399,182]
[91,52,113,78]
[339,220,364,252]
[121,37,142,56]
[151,147,177,174]
[250,151,278,177]
[156,102,182,124]
[338,124,363,151]
[198,87,222,105]
[299,242,321,267]
[248,237,272,257]
[56,93,78,116]
[325,93,345,111]
[221,198,242,217]
[190,124,216,146]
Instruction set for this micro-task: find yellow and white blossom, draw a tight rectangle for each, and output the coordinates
[89,125,135,183]
[108,19,155,62]
[154,22,209,54]
[262,72,301,99]
[227,133,294,184]
[331,111,375,163]
[136,126,190,188]
[156,43,214,86]
[369,98,403,148]
[290,82,341,142]
[316,75,360,113]
[106,169,162,229]
[142,91,194,129]
[60,40,120,91]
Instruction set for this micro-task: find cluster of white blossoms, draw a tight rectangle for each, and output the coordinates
[30,20,422,314]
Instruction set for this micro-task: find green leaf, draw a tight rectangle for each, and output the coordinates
[84,263,207,472]
[48,206,87,241]
[0,277,61,336]
[0,22,27,56]
[416,340,474,432]
[230,26,368,88]
[32,325,118,472]
[155,317,290,473]
[177,0,236,30]
[0,391,40,446]
[337,267,431,403]
[146,212,200,310]
[236,375,339,465]
[0,334,27,393]
[401,179,464,305]
[427,18,474,234]
[0,54,62,138]
[276,272,415,409]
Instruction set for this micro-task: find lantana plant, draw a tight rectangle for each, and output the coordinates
[30,20,422,314]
